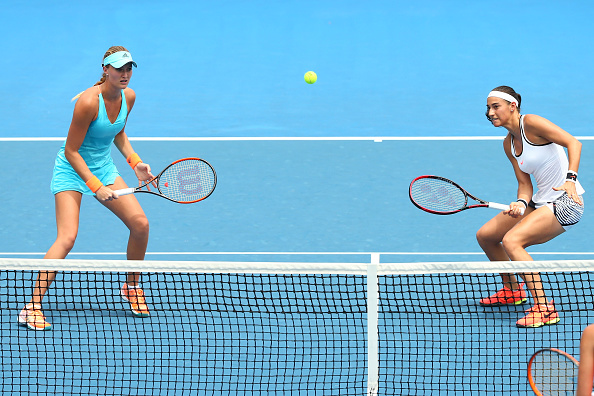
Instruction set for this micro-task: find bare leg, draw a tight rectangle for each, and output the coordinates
[476,209,531,290]
[502,206,565,306]
[102,176,150,286]
[30,191,82,305]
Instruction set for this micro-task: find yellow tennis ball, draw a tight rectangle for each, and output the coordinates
[304,71,317,84]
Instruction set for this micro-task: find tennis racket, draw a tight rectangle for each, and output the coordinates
[409,175,521,215]
[528,348,579,396]
[114,158,217,204]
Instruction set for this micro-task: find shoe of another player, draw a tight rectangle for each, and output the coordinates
[121,283,150,317]
[18,304,52,331]
[516,301,560,328]
[479,282,528,306]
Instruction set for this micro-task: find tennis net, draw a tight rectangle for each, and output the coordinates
[0,257,592,395]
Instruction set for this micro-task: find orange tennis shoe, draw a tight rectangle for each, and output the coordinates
[479,283,528,306]
[516,301,560,328]
[18,303,52,331]
[121,283,150,317]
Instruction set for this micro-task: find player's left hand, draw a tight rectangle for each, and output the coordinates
[134,162,156,190]
[553,181,583,205]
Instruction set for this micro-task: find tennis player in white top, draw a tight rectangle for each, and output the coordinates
[476,85,584,328]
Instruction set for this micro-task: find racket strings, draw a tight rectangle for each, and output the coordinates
[532,350,578,394]
[410,179,467,212]
[159,160,216,202]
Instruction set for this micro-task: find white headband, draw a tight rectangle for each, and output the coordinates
[488,91,519,106]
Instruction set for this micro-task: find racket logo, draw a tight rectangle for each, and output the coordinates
[433,185,458,209]
[421,184,454,208]
[177,166,204,195]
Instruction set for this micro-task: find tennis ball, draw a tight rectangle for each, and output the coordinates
[304,71,317,84]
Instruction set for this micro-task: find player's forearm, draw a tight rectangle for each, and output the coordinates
[567,138,582,174]
[113,130,135,159]
[64,148,95,182]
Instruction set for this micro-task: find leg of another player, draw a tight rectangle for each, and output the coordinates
[577,324,594,396]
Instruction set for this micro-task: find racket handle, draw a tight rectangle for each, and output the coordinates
[488,202,525,215]
[488,202,510,211]
[113,188,135,197]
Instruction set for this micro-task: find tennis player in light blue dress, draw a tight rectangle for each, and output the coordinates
[50,89,128,195]
[18,46,155,330]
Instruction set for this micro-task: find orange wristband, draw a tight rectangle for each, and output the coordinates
[126,153,142,169]
[85,175,103,193]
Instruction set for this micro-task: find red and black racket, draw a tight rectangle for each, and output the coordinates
[409,175,516,215]
[114,158,216,204]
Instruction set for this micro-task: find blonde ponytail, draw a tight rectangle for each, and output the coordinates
[71,45,129,102]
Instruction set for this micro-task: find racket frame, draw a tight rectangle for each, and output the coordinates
[527,347,579,396]
[114,157,217,204]
[409,175,511,215]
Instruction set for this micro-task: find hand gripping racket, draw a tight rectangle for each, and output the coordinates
[114,158,217,204]
[528,348,579,396]
[409,175,522,215]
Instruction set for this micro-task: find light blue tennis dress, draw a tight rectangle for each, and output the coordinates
[51,90,128,195]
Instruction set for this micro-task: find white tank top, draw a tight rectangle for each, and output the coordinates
[511,115,584,206]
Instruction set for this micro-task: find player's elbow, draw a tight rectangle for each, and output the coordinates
[63,146,80,163]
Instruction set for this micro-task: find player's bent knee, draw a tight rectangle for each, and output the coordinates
[476,227,499,247]
[475,229,486,244]
[129,215,149,236]
[56,234,77,253]
[501,234,523,256]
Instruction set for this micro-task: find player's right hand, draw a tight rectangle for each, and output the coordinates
[95,186,118,202]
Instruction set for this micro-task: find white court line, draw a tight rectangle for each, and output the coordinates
[3,136,594,142]
[0,136,510,142]
[2,251,594,256]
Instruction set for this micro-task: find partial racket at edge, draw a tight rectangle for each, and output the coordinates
[527,348,579,396]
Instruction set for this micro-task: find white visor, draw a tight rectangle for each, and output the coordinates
[102,51,137,69]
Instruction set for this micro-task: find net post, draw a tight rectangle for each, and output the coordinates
[367,253,380,396]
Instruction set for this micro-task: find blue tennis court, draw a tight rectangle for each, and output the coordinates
[2,1,594,395]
